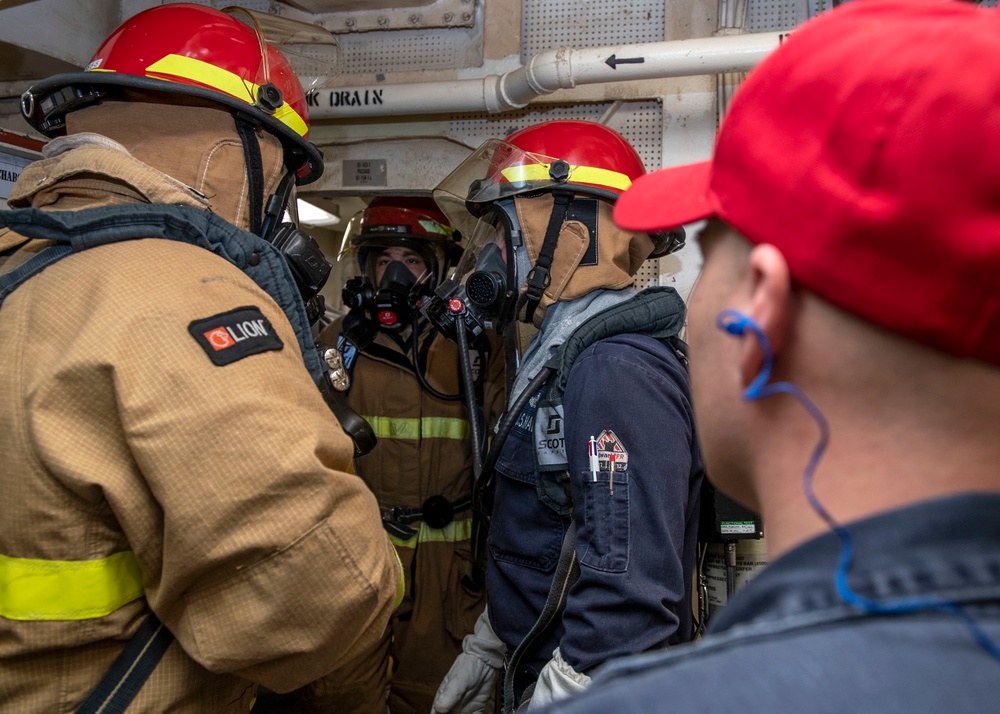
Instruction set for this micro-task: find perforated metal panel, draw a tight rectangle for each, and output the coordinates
[745,0,812,30]
[195,0,481,74]
[521,0,665,62]
[200,0,272,13]
[336,24,482,74]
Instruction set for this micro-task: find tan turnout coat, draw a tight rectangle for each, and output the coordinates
[0,136,400,712]
[304,317,503,713]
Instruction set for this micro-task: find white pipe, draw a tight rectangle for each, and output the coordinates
[309,31,785,119]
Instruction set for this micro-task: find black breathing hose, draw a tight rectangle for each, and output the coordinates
[410,313,462,402]
[465,364,556,590]
[455,314,484,482]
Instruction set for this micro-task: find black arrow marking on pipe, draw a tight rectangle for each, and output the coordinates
[605,55,645,69]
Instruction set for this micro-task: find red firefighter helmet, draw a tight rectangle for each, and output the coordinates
[501,120,647,199]
[435,120,685,258]
[339,196,461,290]
[20,3,323,184]
[433,120,646,237]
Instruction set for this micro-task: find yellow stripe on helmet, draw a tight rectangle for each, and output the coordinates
[273,102,309,138]
[500,163,633,192]
[141,54,309,137]
[418,218,453,237]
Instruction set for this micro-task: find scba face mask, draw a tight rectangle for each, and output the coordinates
[466,242,508,315]
[342,243,438,331]
[338,201,459,331]
[370,259,420,330]
[420,201,521,341]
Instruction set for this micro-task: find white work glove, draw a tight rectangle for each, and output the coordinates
[432,608,506,713]
[525,648,591,710]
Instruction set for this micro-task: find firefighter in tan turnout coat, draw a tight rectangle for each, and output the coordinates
[0,4,400,712]
[305,197,504,714]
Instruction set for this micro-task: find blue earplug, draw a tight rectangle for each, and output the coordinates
[715,309,773,400]
[721,313,752,336]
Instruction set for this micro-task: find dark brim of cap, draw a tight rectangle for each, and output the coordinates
[614,160,714,232]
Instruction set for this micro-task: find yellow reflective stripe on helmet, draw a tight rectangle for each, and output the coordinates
[388,518,473,548]
[363,416,470,441]
[272,102,308,138]
[500,163,633,191]
[418,218,453,236]
[0,551,143,622]
[143,55,309,137]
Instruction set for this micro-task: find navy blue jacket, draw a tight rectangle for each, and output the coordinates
[543,493,1000,713]
[486,331,703,678]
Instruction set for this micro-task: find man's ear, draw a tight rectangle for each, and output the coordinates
[740,244,793,388]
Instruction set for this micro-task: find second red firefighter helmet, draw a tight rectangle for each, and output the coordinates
[433,120,683,258]
[339,196,462,291]
[431,120,686,330]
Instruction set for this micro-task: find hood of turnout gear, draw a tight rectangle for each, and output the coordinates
[513,194,657,328]
[55,100,285,232]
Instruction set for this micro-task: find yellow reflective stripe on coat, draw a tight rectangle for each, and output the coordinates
[0,551,143,621]
[500,163,633,192]
[388,518,473,548]
[142,55,309,137]
[364,416,470,441]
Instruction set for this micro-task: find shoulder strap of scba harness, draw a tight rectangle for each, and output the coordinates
[501,286,689,713]
[0,205,365,712]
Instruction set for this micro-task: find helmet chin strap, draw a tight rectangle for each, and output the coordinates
[519,189,573,325]
[233,115,266,236]
[233,112,301,242]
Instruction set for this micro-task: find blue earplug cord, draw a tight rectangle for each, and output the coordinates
[715,308,1000,660]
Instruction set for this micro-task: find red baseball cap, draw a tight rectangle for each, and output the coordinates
[616,0,1000,366]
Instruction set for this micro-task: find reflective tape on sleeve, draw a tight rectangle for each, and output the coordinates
[0,551,144,621]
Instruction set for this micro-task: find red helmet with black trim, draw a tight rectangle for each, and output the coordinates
[339,196,461,290]
[20,3,323,184]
